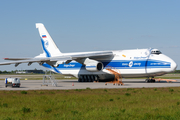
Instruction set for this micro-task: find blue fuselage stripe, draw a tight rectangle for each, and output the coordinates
[42,60,171,71]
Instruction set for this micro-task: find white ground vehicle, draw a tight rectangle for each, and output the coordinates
[5,78,20,87]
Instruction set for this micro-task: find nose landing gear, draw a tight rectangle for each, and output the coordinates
[145,77,177,83]
[145,78,156,83]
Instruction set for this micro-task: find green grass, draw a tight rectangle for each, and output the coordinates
[1,88,180,119]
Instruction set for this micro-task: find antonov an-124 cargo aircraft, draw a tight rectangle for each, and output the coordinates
[0,23,177,83]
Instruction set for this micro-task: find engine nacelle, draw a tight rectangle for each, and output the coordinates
[76,58,104,72]
[80,58,103,72]
[85,62,103,72]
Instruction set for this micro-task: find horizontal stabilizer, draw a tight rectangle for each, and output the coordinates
[4,58,31,61]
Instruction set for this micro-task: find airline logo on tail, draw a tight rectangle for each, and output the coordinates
[45,40,49,48]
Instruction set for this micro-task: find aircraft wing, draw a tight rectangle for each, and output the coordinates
[49,51,113,61]
[71,51,113,59]
[0,51,113,67]
[0,56,72,66]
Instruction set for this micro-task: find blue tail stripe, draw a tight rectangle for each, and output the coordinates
[41,38,51,57]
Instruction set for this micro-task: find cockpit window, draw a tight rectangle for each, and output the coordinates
[151,49,162,55]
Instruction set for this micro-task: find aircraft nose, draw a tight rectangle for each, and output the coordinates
[171,60,177,72]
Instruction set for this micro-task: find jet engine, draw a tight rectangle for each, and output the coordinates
[77,58,104,72]
[85,62,103,72]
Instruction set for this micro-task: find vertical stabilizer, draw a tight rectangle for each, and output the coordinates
[36,23,62,57]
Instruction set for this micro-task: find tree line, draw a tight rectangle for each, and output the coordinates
[173,70,180,73]
[0,70,51,74]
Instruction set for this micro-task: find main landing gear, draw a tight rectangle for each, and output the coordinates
[145,78,156,83]
[78,75,99,82]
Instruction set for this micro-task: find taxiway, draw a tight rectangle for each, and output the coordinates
[0,79,180,90]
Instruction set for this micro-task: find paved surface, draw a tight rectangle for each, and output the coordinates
[0,79,180,90]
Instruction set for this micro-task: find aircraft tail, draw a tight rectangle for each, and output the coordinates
[36,23,62,57]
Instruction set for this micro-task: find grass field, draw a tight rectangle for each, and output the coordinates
[1,87,180,120]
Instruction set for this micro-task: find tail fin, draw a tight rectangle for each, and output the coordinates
[36,23,62,57]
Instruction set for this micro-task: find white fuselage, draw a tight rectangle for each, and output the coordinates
[42,48,177,80]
